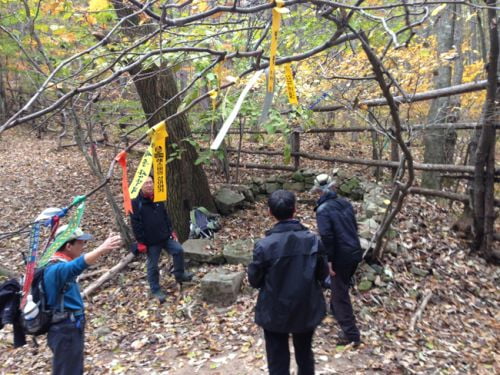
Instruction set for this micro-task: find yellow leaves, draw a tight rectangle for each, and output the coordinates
[84,14,97,25]
[88,0,109,12]
[60,32,76,43]
[41,0,65,15]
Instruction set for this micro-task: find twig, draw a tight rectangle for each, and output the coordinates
[409,290,433,331]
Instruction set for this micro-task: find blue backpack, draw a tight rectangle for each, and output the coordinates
[189,207,221,239]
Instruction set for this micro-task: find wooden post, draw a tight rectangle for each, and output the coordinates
[291,127,301,170]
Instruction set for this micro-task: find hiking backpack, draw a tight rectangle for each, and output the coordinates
[22,263,66,336]
[189,207,221,239]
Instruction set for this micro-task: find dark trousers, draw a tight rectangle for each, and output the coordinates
[47,317,85,375]
[147,239,185,293]
[331,262,360,341]
[264,329,315,375]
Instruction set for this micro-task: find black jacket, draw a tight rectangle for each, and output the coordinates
[315,191,362,265]
[130,193,173,246]
[0,278,26,347]
[248,220,328,333]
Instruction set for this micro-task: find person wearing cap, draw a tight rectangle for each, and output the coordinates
[44,225,121,375]
[311,173,363,347]
[248,190,328,375]
[130,176,193,303]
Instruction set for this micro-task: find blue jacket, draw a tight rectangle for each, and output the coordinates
[315,191,362,265]
[130,193,173,246]
[248,219,328,333]
[44,256,89,315]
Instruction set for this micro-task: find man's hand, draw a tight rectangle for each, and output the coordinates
[328,262,336,277]
[171,231,179,242]
[137,242,147,253]
[85,233,122,265]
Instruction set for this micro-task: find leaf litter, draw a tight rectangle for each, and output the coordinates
[0,128,498,374]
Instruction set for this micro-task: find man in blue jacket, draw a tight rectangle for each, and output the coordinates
[130,176,193,303]
[248,190,328,375]
[312,174,362,347]
[44,225,121,375]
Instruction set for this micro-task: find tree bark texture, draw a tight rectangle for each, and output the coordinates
[131,66,216,241]
[472,2,498,262]
[112,0,215,241]
[422,5,458,189]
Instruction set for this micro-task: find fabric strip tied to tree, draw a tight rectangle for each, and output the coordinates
[115,150,133,214]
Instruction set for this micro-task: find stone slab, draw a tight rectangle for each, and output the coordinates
[201,270,245,305]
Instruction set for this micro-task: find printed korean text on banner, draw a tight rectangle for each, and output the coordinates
[38,197,86,267]
[129,145,153,199]
[148,121,168,202]
[284,63,298,105]
[115,151,133,214]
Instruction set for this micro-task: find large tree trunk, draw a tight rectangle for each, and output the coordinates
[422,5,458,189]
[112,1,215,241]
[131,66,216,241]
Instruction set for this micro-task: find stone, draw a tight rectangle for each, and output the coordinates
[95,326,111,338]
[358,280,373,292]
[282,181,305,192]
[359,238,371,251]
[410,266,429,277]
[264,182,281,194]
[386,241,399,254]
[223,239,254,265]
[201,270,245,305]
[220,184,255,203]
[358,218,379,238]
[338,177,363,200]
[182,239,225,264]
[291,170,305,182]
[214,188,246,215]
[364,202,379,218]
[370,264,384,274]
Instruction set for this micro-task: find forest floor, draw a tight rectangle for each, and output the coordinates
[0,127,498,374]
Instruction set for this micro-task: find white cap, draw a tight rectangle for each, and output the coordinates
[310,173,335,193]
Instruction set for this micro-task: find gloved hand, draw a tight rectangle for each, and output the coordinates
[137,242,147,254]
[171,231,179,242]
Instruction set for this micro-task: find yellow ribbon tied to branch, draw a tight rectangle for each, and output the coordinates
[149,121,168,202]
[268,0,289,93]
[128,120,168,202]
[284,63,298,105]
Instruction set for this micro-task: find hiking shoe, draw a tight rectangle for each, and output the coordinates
[152,290,167,303]
[336,336,361,347]
[175,271,194,283]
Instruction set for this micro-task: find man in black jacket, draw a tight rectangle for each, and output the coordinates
[248,190,328,375]
[312,174,362,346]
[130,176,193,303]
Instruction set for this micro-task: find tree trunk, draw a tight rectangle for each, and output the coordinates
[0,58,6,123]
[131,66,216,241]
[111,0,215,242]
[472,2,498,262]
[422,5,458,189]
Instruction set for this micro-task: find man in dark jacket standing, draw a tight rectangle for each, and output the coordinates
[130,176,193,303]
[312,174,362,347]
[248,190,328,375]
